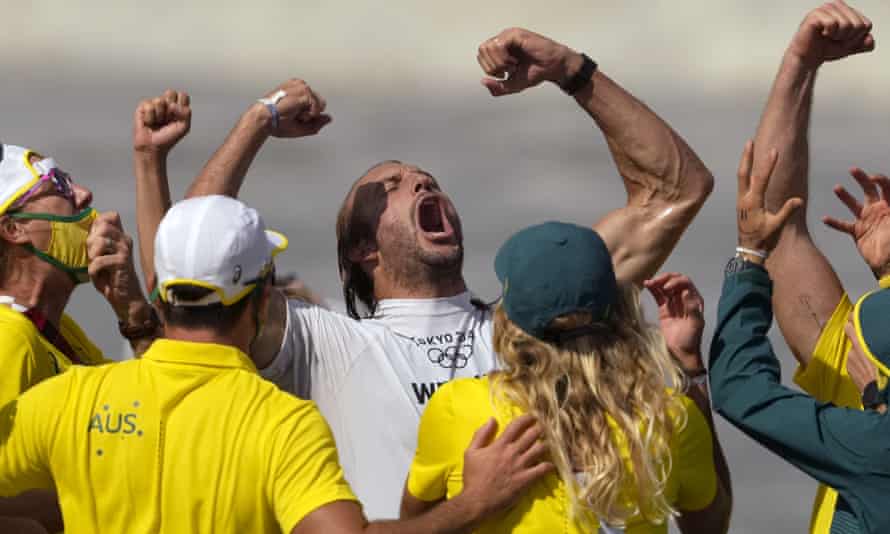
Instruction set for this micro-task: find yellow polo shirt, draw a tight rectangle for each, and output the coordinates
[407,376,717,533]
[0,304,105,405]
[793,295,860,534]
[0,339,357,534]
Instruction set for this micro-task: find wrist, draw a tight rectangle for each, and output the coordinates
[448,491,486,529]
[556,48,584,86]
[735,245,767,265]
[244,102,275,136]
[133,143,170,159]
[113,295,152,324]
[782,48,822,73]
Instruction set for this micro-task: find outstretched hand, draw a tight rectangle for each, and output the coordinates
[823,168,890,280]
[133,89,191,155]
[644,272,705,373]
[736,140,803,253]
[259,79,332,138]
[788,0,875,68]
[477,28,580,96]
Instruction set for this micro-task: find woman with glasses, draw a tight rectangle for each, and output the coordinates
[401,221,731,533]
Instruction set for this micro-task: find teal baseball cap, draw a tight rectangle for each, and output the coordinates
[494,221,617,341]
[852,281,890,378]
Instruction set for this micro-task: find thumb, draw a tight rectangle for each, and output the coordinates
[771,197,804,231]
[468,417,498,449]
[481,77,521,97]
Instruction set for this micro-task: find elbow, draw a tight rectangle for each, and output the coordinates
[677,156,714,214]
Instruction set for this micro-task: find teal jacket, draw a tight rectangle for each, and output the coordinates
[709,267,890,533]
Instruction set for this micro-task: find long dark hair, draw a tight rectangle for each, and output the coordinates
[336,164,396,319]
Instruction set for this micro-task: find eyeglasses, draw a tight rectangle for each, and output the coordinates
[11,168,76,209]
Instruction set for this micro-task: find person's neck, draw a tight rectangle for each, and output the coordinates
[162,327,251,355]
[375,273,468,301]
[0,261,74,326]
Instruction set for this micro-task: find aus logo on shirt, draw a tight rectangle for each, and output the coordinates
[87,402,143,437]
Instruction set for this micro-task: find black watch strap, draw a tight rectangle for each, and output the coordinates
[862,380,883,410]
[561,54,597,95]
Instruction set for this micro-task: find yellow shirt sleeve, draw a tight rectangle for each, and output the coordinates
[0,372,68,496]
[0,329,39,407]
[672,395,718,512]
[407,381,457,502]
[270,402,358,532]
[793,295,861,408]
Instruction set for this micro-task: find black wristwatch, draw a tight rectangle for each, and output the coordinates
[560,53,597,95]
[862,380,883,410]
[724,255,766,277]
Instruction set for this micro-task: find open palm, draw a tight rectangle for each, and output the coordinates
[824,169,890,279]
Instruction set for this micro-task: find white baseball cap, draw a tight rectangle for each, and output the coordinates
[154,195,288,306]
[0,144,55,215]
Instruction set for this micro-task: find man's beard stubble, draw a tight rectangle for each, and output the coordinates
[382,220,463,295]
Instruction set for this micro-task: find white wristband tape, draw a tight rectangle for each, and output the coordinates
[257,90,287,130]
[735,246,768,259]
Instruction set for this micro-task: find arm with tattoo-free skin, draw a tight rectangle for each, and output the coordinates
[752,0,874,365]
[185,80,330,199]
[475,28,713,285]
[295,416,553,534]
[644,272,732,534]
[132,90,191,294]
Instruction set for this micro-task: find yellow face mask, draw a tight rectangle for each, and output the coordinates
[9,208,97,284]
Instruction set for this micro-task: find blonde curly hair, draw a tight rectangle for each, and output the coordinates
[491,283,687,528]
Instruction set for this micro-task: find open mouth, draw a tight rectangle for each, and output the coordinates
[416,195,456,242]
[419,197,445,233]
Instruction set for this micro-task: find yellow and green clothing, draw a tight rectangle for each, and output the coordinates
[793,295,861,534]
[407,376,717,533]
[0,304,105,406]
[0,339,357,534]
[710,269,890,533]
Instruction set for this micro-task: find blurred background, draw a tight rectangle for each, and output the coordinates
[3,1,889,531]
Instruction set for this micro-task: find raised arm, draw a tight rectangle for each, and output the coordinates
[706,140,890,519]
[133,90,192,292]
[644,273,732,533]
[476,28,713,285]
[752,1,874,365]
[185,79,330,199]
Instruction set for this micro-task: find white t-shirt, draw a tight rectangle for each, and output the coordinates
[260,291,496,519]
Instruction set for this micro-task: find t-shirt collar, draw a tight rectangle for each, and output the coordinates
[143,338,257,373]
[374,291,479,317]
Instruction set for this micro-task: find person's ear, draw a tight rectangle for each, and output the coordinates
[347,240,378,265]
[0,216,31,246]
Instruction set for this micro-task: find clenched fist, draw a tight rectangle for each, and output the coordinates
[257,79,331,138]
[788,0,875,68]
[477,28,582,96]
[133,90,191,155]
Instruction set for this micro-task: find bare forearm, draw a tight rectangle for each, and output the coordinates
[575,69,712,205]
[675,381,732,533]
[134,151,171,290]
[187,104,271,199]
[582,68,711,283]
[367,494,481,534]
[754,52,816,212]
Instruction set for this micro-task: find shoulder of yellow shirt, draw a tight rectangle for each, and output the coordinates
[0,305,107,365]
